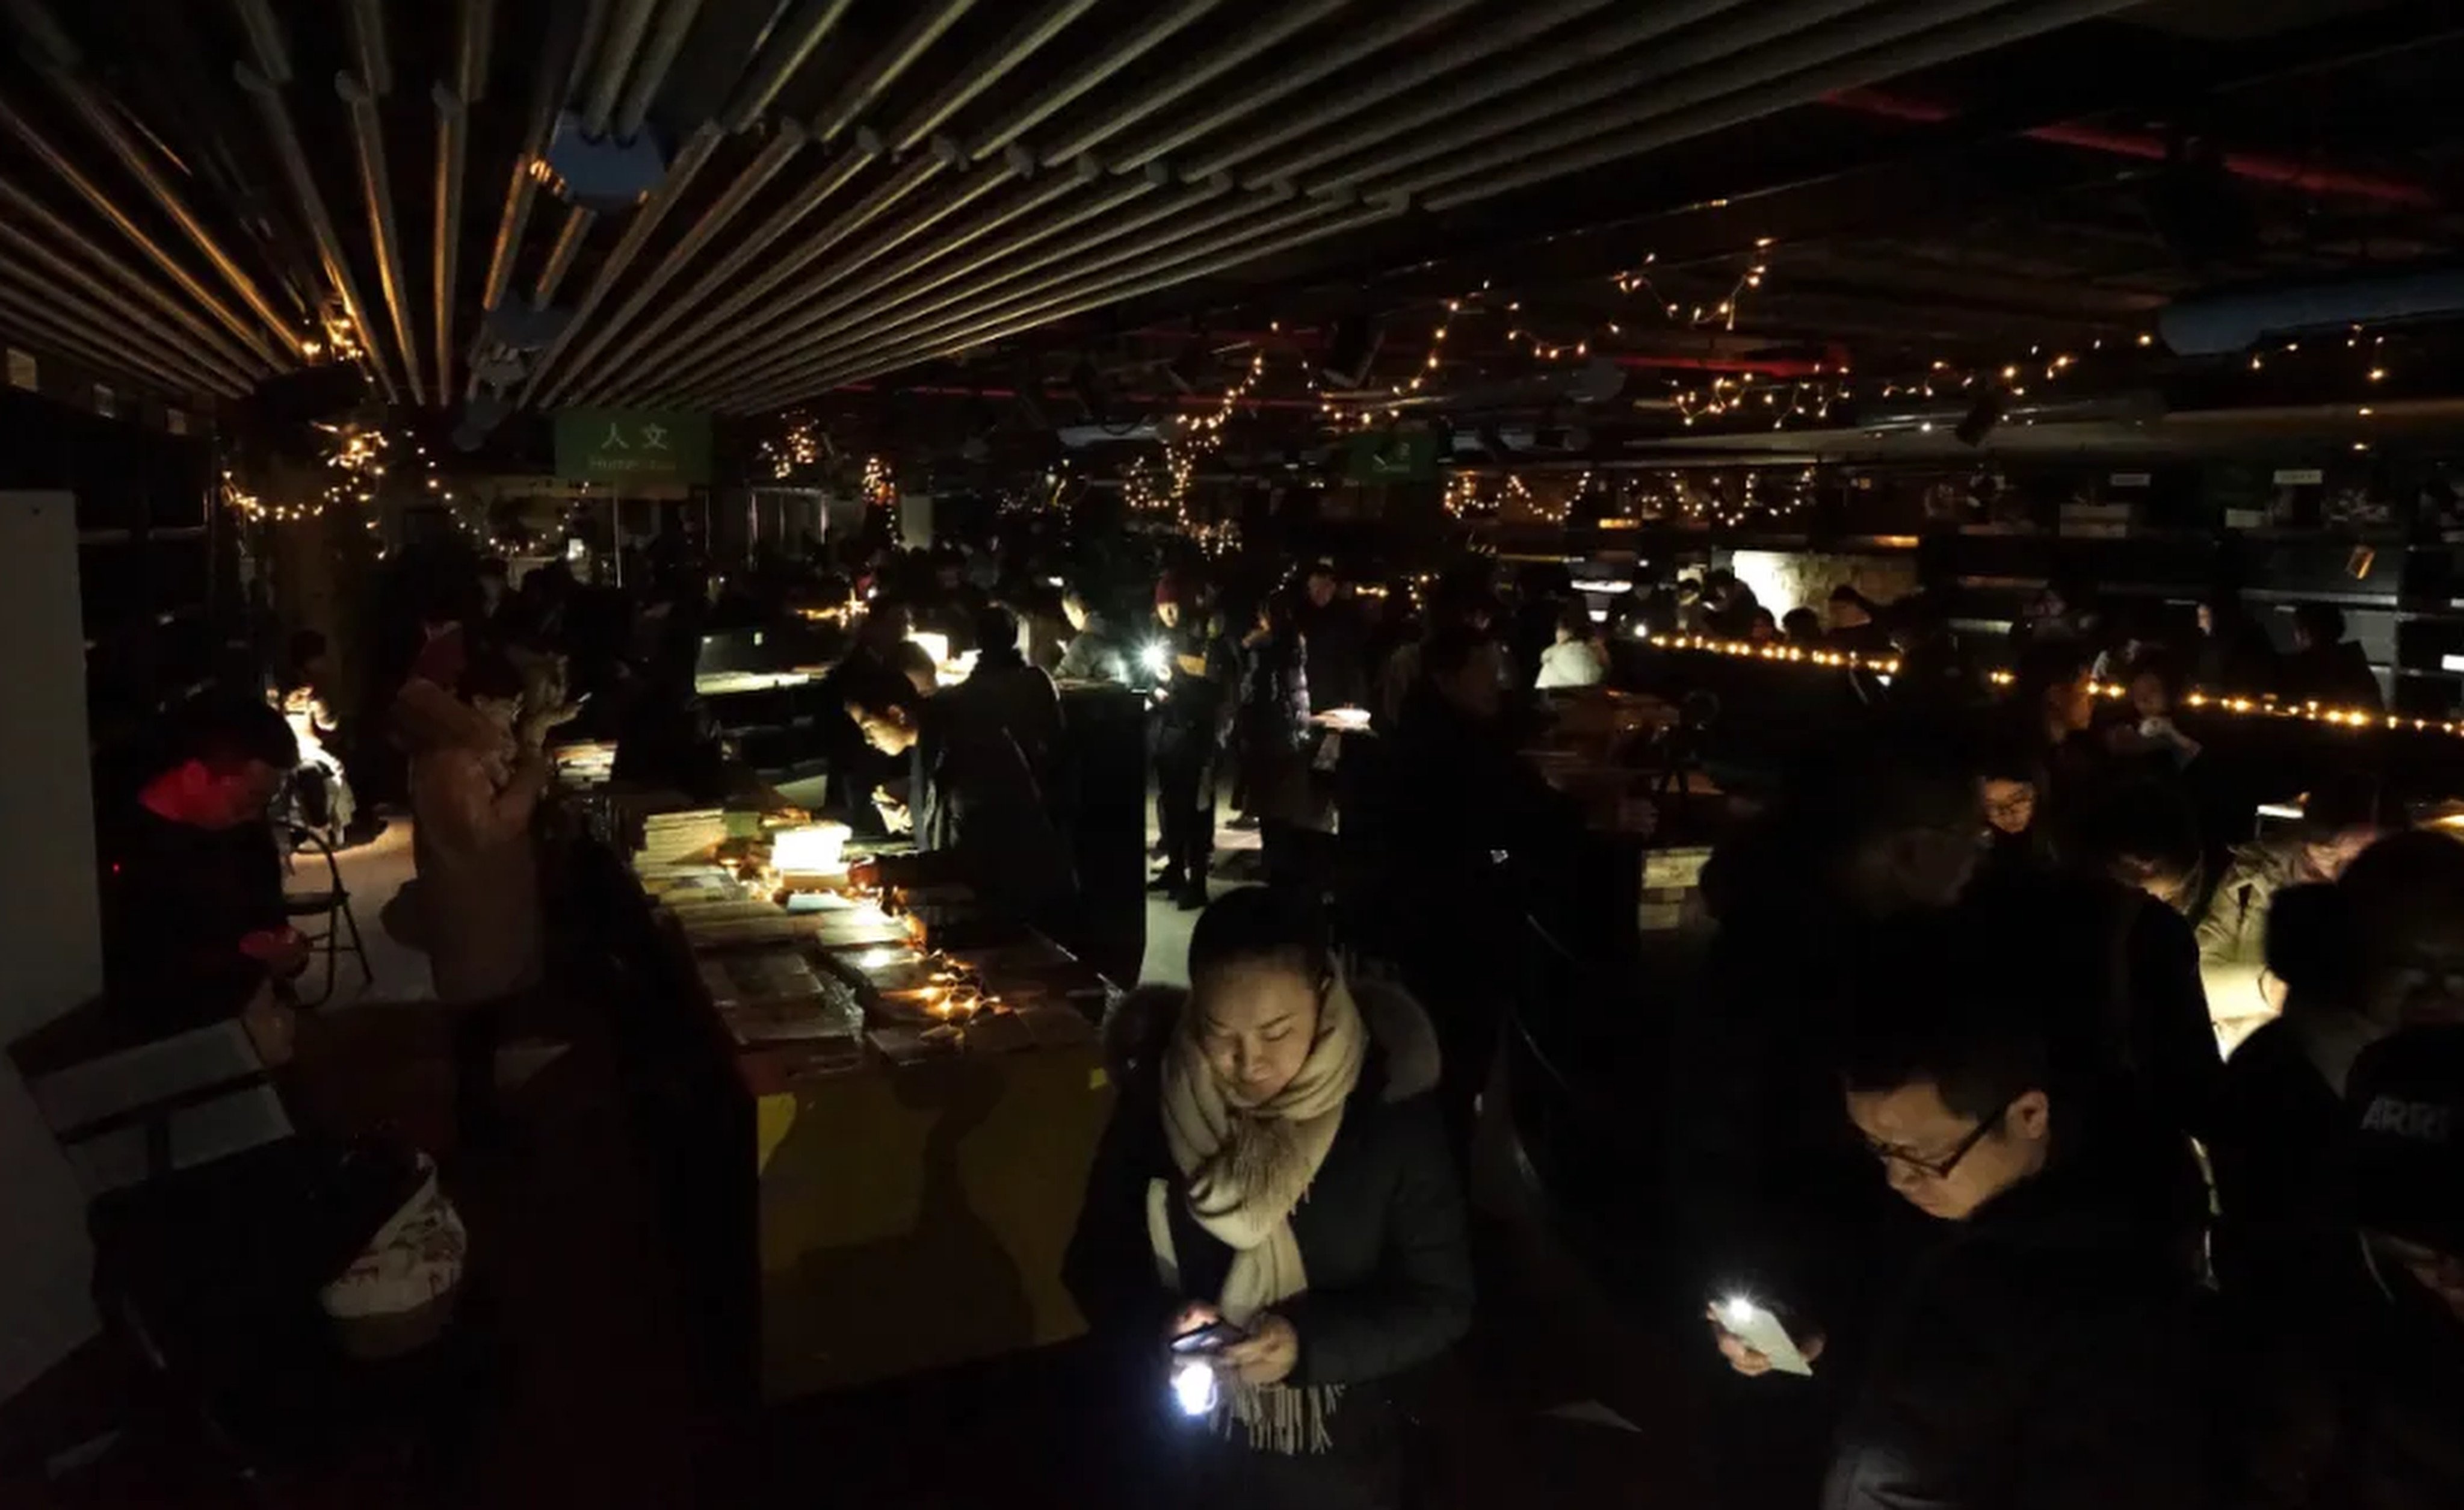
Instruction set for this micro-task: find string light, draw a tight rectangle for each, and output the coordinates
[1659,638,2462,738]
[861,454,895,511]
[763,412,822,480]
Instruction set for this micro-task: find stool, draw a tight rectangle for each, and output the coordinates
[283,826,372,1008]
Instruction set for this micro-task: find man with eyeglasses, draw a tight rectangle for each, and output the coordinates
[1812,941,2213,1510]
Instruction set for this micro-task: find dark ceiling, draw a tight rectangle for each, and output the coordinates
[0,0,2459,459]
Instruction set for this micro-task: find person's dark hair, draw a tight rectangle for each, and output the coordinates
[971,604,1020,659]
[418,574,480,628]
[167,693,298,773]
[2010,641,2092,714]
[1263,586,1303,638]
[1420,625,1495,685]
[287,628,329,670]
[1703,567,1737,592]
[1842,921,2053,1121]
[459,650,526,704]
[2264,882,2361,1005]
[1829,583,1870,609]
[2340,830,2464,982]
[2300,772,2382,840]
[1555,602,1593,639]
[1305,560,1336,583]
[888,640,937,687]
[2122,648,2186,705]
[2292,602,2346,646]
[2071,778,2202,883]
[1782,607,1824,642]
[1188,885,1331,988]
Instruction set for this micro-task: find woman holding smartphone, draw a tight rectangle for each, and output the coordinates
[1065,888,1472,1509]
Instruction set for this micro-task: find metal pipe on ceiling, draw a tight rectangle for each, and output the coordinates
[562,131,880,403]
[531,206,597,308]
[702,176,1282,407]
[477,163,544,325]
[431,1,492,397]
[968,0,1221,162]
[0,203,247,395]
[721,0,857,132]
[1407,0,2152,211]
[0,90,291,370]
[1273,0,1796,189]
[814,0,978,146]
[681,166,1176,404]
[606,140,958,394]
[764,199,1408,407]
[1039,0,1353,168]
[516,120,724,405]
[1178,0,1613,181]
[676,154,1105,400]
[614,0,703,141]
[459,0,496,99]
[581,0,661,137]
[0,286,197,395]
[542,119,809,404]
[0,260,229,397]
[475,0,594,327]
[235,62,398,403]
[229,0,294,84]
[691,167,1209,405]
[345,0,395,95]
[653,144,1028,397]
[888,0,1098,152]
[1110,0,1480,175]
[645,142,1030,396]
[338,70,427,404]
[432,85,471,394]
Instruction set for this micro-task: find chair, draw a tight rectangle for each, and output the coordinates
[283,826,372,1008]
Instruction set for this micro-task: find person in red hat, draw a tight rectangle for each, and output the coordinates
[1149,572,1235,911]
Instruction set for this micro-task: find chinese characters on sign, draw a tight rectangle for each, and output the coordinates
[553,409,712,486]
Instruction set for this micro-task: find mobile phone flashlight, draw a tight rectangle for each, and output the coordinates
[1171,1357,1219,1417]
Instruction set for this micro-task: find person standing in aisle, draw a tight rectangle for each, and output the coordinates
[1064,888,1472,1510]
[1152,575,1236,912]
[409,652,574,1146]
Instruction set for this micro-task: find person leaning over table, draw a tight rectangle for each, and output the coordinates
[1064,887,1472,1510]
[845,606,1073,932]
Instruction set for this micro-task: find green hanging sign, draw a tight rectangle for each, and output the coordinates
[1345,429,1439,483]
[554,408,712,486]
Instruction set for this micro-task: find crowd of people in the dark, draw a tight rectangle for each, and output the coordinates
[83,520,2464,1509]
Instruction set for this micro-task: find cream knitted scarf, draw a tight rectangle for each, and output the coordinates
[1148,973,1368,1453]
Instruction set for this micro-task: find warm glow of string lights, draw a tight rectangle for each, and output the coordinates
[861,454,895,511]
[764,413,822,480]
[1665,641,2462,737]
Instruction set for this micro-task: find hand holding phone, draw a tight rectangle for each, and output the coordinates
[1708,1297,1822,1378]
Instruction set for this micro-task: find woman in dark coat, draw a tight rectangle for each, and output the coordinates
[1065,888,1472,1510]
